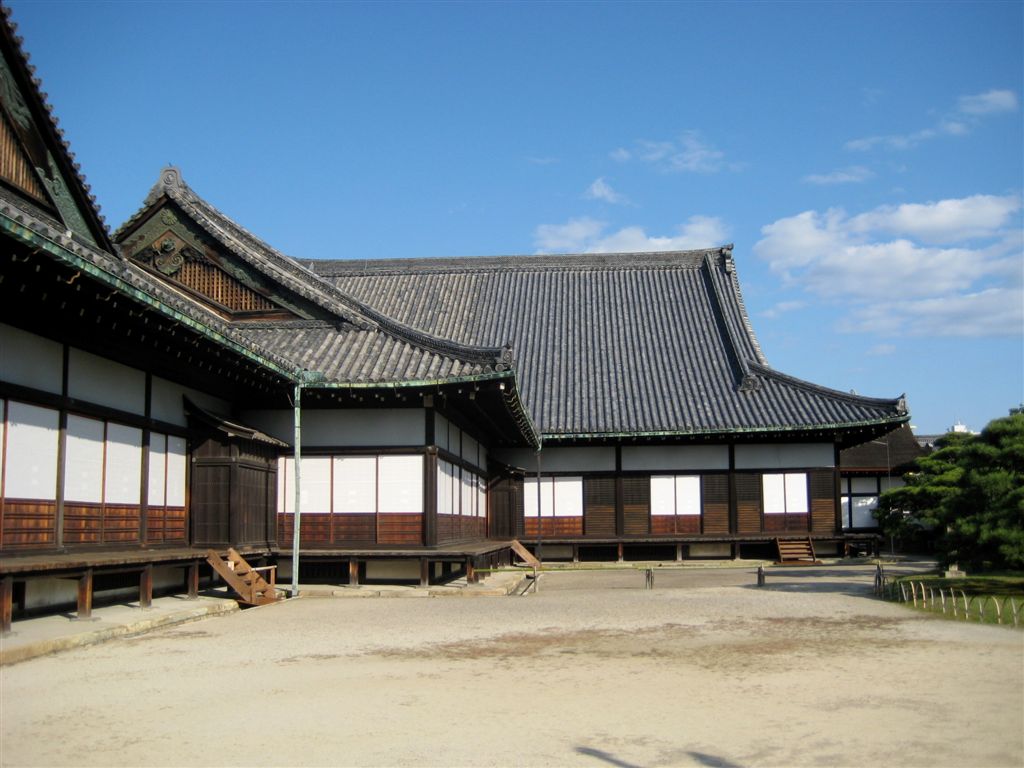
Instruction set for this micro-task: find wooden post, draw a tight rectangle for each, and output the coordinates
[186,562,199,599]
[76,570,93,620]
[348,559,359,586]
[572,544,579,563]
[617,543,624,563]
[466,557,477,584]
[1,576,13,635]
[419,558,429,588]
[675,544,683,562]
[139,565,153,609]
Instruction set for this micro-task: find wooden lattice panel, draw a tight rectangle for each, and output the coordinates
[0,111,47,203]
[176,260,276,313]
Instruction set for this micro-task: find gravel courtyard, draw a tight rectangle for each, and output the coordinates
[2,564,1022,768]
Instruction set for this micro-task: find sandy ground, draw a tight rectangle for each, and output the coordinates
[2,564,1022,768]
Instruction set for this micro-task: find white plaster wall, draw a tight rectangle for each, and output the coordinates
[621,446,729,471]
[734,443,834,469]
[0,323,62,394]
[243,408,425,447]
[494,447,616,472]
[68,347,145,415]
[151,376,231,427]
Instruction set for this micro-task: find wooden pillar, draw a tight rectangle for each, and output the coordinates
[76,570,93,620]
[465,556,477,584]
[139,565,153,609]
[675,544,683,562]
[617,542,624,563]
[186,562,199,599]
[572,544,579,563]
[419,558,430,588]
[348,559,359,586]
[1,576,13,635]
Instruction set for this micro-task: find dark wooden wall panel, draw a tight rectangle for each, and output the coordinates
[735,473,762,534]
[810,471,837,534]
[102,504,141,544]
[377,513,422,546]
[525,517,584,537]
[146,506,187,544]
[584,477,616,536]
[622,477,650,536]
[2,501,58,550]
[334,514,376,545]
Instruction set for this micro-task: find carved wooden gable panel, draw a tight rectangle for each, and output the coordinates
[0,108,46,202]
[122,204,298,320]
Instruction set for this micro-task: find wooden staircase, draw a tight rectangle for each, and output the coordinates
[206,548,282,606]
[775,537,821,566]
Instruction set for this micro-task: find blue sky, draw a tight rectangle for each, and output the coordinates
[9,0,1023,435]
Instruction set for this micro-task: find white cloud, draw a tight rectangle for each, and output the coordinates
[958,89,1018,115]
[754,194,1023,337]
[584,177,628,205]
[534,217,606,252]
[848,194,1021,244]
[534,215,728,254]
[615,131,736,174]
[846,88,1019,152]
[802,166,875,185]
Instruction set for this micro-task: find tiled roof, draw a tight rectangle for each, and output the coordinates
[0,7,112,250]
[840,424,925,471]
[311,251,909,441]
[114,169,520,386]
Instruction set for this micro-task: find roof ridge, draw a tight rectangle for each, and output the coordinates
[748,360,909,413]
[310,247,732,276]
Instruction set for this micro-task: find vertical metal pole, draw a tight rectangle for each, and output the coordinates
[291,379,302,598]
[535,449,542,590]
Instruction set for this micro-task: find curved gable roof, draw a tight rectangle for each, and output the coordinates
[312,251,908,443]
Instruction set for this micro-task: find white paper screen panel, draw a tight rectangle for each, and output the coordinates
[302,457,332,514]
[378,455,423,513]
[461,470,475,516]
[64,415,104,503]
[334,457,376,513]
[0,324,62,394]
[278,457,294,514]
[524,477,553,518]
[68,348,145,416]
[552,477,583,517]
[104,424,142,504]
[148,433,167,506]
[5,401,59,499]
[650,476,676,516]
[762,473,787,514]
[676,476,701,515]
[785,473,809,513]
[166,436,187,507]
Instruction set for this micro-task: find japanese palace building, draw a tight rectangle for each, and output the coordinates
[0,8,909,621]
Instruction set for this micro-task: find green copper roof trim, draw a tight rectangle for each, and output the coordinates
[540,413,911,442]
[0,213,297,380]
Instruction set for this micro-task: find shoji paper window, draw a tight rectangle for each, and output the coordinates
[378,455,423,513]
[334,456,376,513]
[525,476,583,517]
[65,415,104,503]
[104,424,142,504]
[166,436,187,507]
[302,457,332,514]
[763,473,809,514]
[5,402,59,500]
[650,476,702,516]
